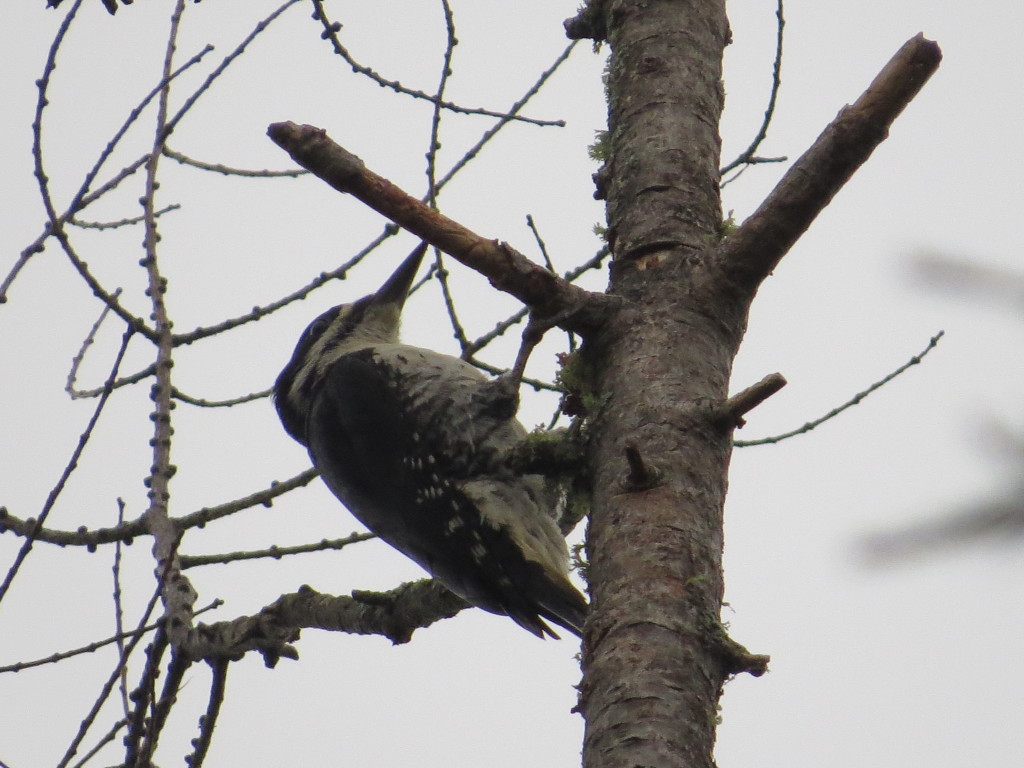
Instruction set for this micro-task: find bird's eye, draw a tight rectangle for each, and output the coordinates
[306,317,332,341]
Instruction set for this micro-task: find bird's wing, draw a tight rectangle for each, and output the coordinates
[305,345,585,637]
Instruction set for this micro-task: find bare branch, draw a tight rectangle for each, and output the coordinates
[112,498,131,717]
[267,122,610,331]
[66,289,123,398]
[714,373,788,429]
[434,42,578,190]
[68,204,180,230]
[179,532,376,569]
[182,581,469,664]
[163,145,308,178]
[0,469,319,547]
[721,34,942,291]
[138,650,191,764]
[70,717,128,768]
[621,443,662,491]
[54,586,163,768]
[170,228,398,346]
[310,0,567,128]
[187,659,230,768]
[720,0,787,177]
[0,600,222,675]
[171,387,272,408]
[737,331,944,447]
[138,0,197,651]
[121,626,170,768]
[0,327,134,605]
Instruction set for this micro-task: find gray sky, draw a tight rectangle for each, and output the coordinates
[1,1,1021,767]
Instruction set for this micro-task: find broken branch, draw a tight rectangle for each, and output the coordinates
[267,121,608,332]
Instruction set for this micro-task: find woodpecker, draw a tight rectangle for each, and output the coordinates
[273,244,587,638]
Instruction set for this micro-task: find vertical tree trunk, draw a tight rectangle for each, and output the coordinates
[579,2,742,767]
[577,2,942,765]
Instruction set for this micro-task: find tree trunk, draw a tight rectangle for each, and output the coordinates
[579,3,742,767]
[577,3,942,766]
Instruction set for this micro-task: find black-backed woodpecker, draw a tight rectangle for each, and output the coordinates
[273,244,587,638]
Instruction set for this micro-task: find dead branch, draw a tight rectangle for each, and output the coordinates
[714,373,788,429]
[267,121,610,333]
[721,34,942,291]
[181,581,468,664]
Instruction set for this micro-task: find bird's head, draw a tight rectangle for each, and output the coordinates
[273,242,427,444]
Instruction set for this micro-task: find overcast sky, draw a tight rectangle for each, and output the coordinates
[1,2,1021,767]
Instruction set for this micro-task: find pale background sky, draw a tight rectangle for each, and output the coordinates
[1,2,1021,767]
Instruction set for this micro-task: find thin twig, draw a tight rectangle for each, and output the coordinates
[66,288,122,397]
[162,0,305,140]
[112,498,130,717]
[0,327,134,605]
[720,0,787,178]
[70,718,128,768]
[425,3,473,354]
[435,42,577,190]
[120,626,170,768]
[68,204,180,230]
[137,651,190,764]
[65,361,157,400]
[736,332,945,446]
[179,532,376,569]
[309,0,565,127]
[163,145,308,177]
[54,586,163,768]
[171,228,398,347]
[0,600,222,675]
[171,387,272,408]
[187,659,230,768]
[527,213,579,357]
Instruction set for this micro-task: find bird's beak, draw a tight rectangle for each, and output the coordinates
[373,242,428,310]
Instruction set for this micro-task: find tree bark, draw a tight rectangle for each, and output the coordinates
[578,4,941,767]
[580,3,738,768]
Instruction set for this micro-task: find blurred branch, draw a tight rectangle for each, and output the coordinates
[911,251,1024,311]
[861,493,1024,562]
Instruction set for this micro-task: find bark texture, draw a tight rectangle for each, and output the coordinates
[578,6,941,766]
[580,3,738,768]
